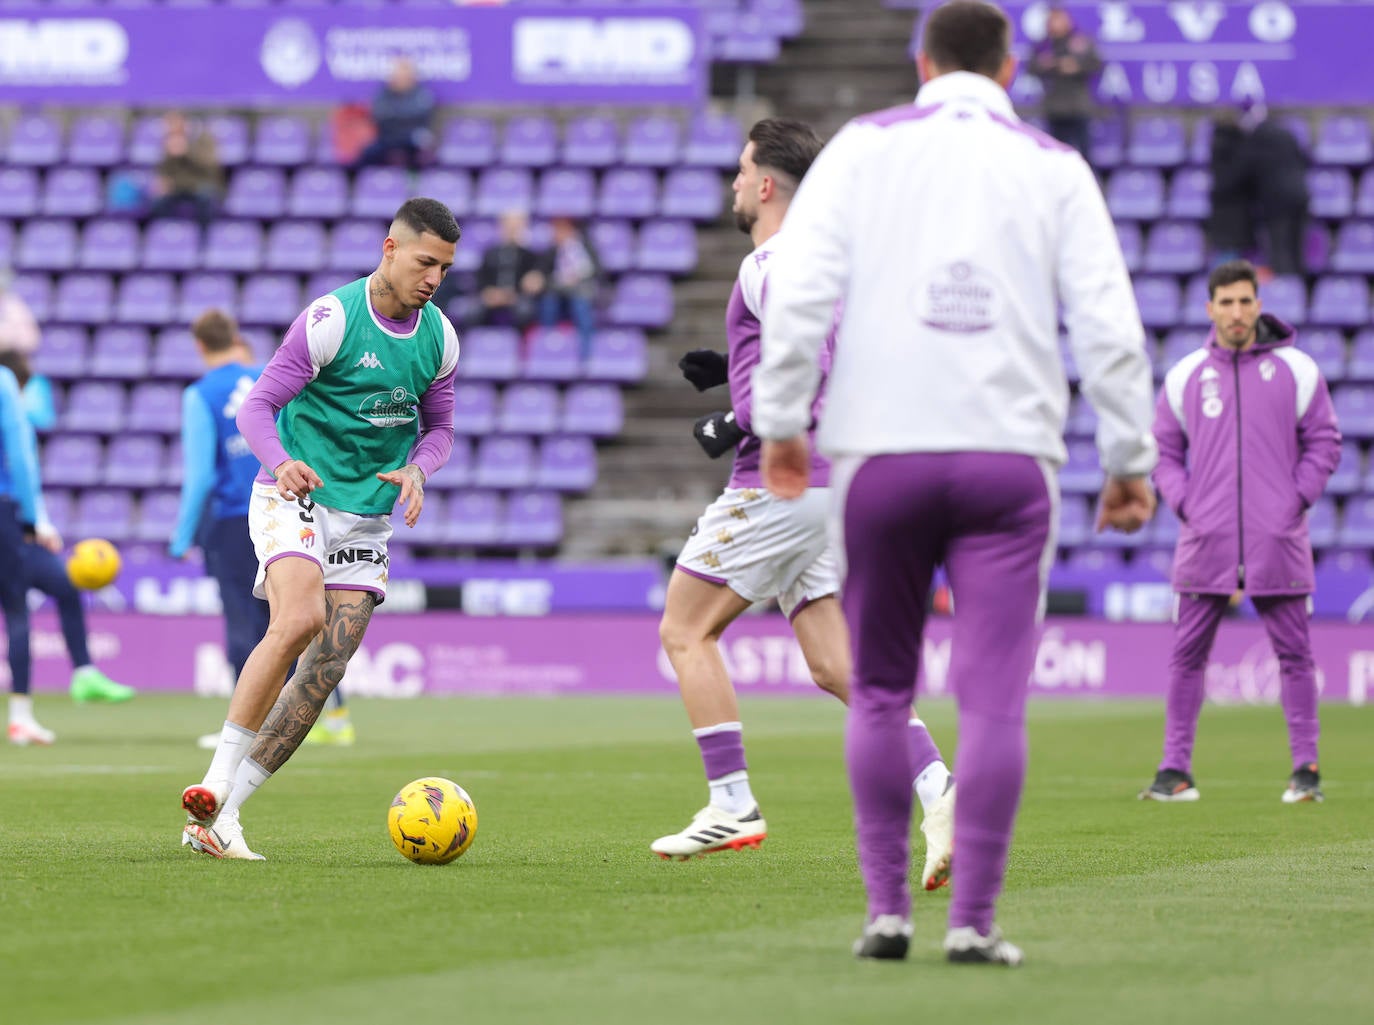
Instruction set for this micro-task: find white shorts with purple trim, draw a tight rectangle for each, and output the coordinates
[247,483,394,602]
[675,486,839,618]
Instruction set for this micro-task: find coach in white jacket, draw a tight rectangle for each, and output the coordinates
[753,1,1157,965]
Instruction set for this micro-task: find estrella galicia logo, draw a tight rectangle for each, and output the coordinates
[260,18,322,89]
[358,386,419,428]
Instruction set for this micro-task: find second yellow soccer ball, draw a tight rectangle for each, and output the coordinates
[388,777,478,865]
[66,538,122,591]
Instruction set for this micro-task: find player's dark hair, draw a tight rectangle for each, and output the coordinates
[394,197,461,244]
[1207,259,1259,298]
[748,118,824,195]
[191,308,239,353]
[0,349,32,388]
[921,1,1011,78]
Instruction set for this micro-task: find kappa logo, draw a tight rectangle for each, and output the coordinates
[310,304,332,327]
[354,352,385,370]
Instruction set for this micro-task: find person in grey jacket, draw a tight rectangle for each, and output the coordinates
[1029,5,1101,163]
[1143,260,1340,805]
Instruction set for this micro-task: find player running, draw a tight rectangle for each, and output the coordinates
[652,119,955,890]
[180,199,460,858]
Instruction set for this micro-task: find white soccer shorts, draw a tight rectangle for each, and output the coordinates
[247,483,394,602]
[675,486,839,618]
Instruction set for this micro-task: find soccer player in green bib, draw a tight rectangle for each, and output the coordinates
[181,199,460,859]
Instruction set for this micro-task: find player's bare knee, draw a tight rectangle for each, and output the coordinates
[659,611,707,659]
[809,661,848,698]
[273,606,326,652]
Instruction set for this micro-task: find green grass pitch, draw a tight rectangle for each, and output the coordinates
[2,695,1370,1025]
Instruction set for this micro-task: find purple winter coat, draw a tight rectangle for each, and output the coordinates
[1153,315,1341,596]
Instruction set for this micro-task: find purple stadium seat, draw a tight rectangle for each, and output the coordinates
[287,167,349,220]
[0,222,15,269]
[240,275,301,326]
[438,117,497,169]
[536,169,597,219]
[141,220,201,272]
[203,115,250,167]
[127,115,165,166]
[661,167,724,221]
[1057,498,1091,548]
[1337,495,1374,546]
[751,0,805,37]
[202,221,263,273]
[475,168,535,218]
[11,273,52,321]
[225,168,287,219]
[32,327,88,381]
[1308,168,1354,219]
[457,327,520,382]
[587,220,635,275]
[0,168,40,218]
[562,116,619,169]
[54,273,114,325]
[90,326,152,379]
[42,435,103,488]
[253,115,313,166]
[1309,276,1371,327]
[178,273,239,324]
[1166,167,1211,220]
[623,115,682,168]
[447,491,503,546]
[1106,169,1165,220]
[714,13,781,62]
[684,111,743,168]
[1306,498,1338,548]
[501,115,559,168]
[72,490,135,543]
[535,435,596,492]
[637,219,698,275]
[67,114,125,167]
[450,218,494,274]
[133,491,182,544]
[524,327,581,382]
[1088,119,1124,169]
[1160,327,1204,370]
[1313,114,1373,167]
[152,328,204,379]
[350,166,410,220]
[452,382,498,435]
[1356,170,1374,218]
[42,167,102,218]
[474,435,536,489]
[18,220,77,272]
[304,274,347,304]
[502,491,563,547]
[79,220,140,272]
[1128,115,1187,166]
[1348,329,1374,382]
[1175,274,1213,327]
[1299,328,1347,381]
[405,492,450,545]
[1133,276,1181,331]
[423,439,472,492]
[1115,222,1142,273]
[126,382,183,433]
[498,382,560,434]
[1325,441,1363,496]
[1187,118,1213,166]
[1332,385,1374,437]
[327,220,383,274]
[561,382,624,436]
[1143,222,1205,274]
[63,383,126,433]
[1331,221,1374,274]
[1253,276,1304,327]
[42,491,75,537]
[607,273,673,328]
[114,274,176,326]
[598,168,658,220]
[1059,440,1102,494]
[104,435,166,489]
[264,221,327,273]
[585,327,647,382]
[413,168,473,218]
[6,112,62,166]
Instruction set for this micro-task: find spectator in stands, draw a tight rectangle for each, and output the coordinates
[475,211,544,330]
[1205,110,1254,265]
[356,58,436,170]
[1143,260,1339,805]
[537,217,600,357]
[148,113,223,226]
[1028,5,1100,163]
[1245,104,1310,276]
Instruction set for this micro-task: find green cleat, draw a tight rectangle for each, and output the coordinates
[71,667,136,704]
[303,719,356,746]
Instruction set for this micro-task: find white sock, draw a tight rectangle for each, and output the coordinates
[203,721,257,790]
[221,758,272,818]
[914,761,953,813]
[708,769,756,816]
[9,695,33,724]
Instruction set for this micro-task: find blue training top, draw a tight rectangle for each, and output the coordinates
[170,363,263,557]
[0,366,42,525]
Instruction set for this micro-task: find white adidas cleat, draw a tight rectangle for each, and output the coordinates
[650,805,767,860]
[944,925,1024,966]
[182,811,264,861]
[181,782,228,827]
[8,720,56,746]
[920,779,955,891]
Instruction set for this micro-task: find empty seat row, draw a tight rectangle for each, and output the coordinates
[1088,112,1373,169]
[1106,166,1374,222]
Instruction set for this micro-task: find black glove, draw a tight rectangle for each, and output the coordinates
[678,349,729,391]
[693,410,746,459]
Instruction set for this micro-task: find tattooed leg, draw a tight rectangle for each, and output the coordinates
[249,590,377,774]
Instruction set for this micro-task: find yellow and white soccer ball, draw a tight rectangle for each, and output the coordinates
[388,777,478,865]
[66,538,122,591]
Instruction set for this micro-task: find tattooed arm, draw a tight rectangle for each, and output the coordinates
[250,590,377,773]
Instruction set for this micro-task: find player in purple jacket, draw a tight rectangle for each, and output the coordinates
[1143,260,1341,804]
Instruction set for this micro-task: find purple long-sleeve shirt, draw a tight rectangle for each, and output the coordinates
[238,305,456,488]
[726,233,833,488]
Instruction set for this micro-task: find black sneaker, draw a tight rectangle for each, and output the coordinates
[1138,768,1200,802]
[852,915,911,960]
[1282,763,1324,804]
